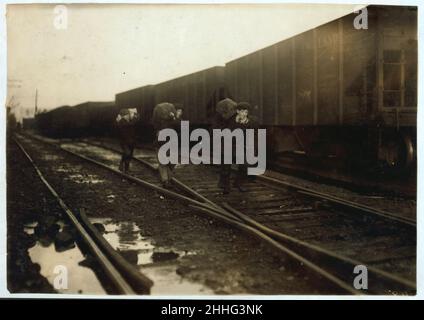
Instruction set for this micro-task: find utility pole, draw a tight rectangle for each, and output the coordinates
[34,89,38,116]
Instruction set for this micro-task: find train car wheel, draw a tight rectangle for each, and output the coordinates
[379,132,415,170]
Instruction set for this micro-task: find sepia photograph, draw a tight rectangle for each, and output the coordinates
[4,2,418,297]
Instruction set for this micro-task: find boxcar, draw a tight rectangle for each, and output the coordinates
[35,101,117,138]
[36,106,72,137]
[22,117,36,130]
[72,101,118,137]
[115,85,157,141]
[115,85,156,124]
[154,66,226,126]
[225,5,417,169]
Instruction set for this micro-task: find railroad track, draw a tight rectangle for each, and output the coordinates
[269,153,417,199]
[13,136,153,295]
[17,133,417,295]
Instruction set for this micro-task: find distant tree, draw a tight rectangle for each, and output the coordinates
[7,106,17,132]
[6,95,21,133]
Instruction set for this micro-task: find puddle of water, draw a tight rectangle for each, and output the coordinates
[90,218,211,295]
[90,218,156,265]
[142,265,213,295]
[28,245,106,295]
[24,223,106,295]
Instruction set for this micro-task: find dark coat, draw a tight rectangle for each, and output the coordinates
[116,122,137,148]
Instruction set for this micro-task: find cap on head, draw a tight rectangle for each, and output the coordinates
[119,108,130,116]
[236,102,251,112]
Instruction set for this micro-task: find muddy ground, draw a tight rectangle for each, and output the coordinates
[7,138,58,293]
[8,136,336,295]
[95,135,417,221]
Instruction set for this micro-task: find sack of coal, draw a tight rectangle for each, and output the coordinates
[116,108,139,126]
[152,102,177,129]
[216,98,237,120]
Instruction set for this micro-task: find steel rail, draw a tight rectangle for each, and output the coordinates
[78,208,153,294]
[20,133,241,222]
[21,133,361,294]
[82,139,224,210]
[257,175,416,227]
[221,203,416,293]
[86,139,363,293]
[73,137,416,292]
[13,137,137,295]
[23,134,415,293]
[189,204,360,295]
[94,136,415,228]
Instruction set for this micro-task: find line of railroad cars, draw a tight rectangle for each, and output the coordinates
[115,66,228,141]
[36,101,118,138]
[34,5,417,169]
[224,5,417,170]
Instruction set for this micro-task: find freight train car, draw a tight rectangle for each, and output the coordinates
[35,101,117,138]
[36,105,72,137]
[116,66,227,127]
[22,117,36,131]
[115,85,156,141]
[72,101,118,137]
[115,66,228,141]
[115,85,155,123]
[225,5,417,170]
[154,66,227,126]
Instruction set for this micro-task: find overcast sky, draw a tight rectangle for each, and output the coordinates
[7,3,360,120]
